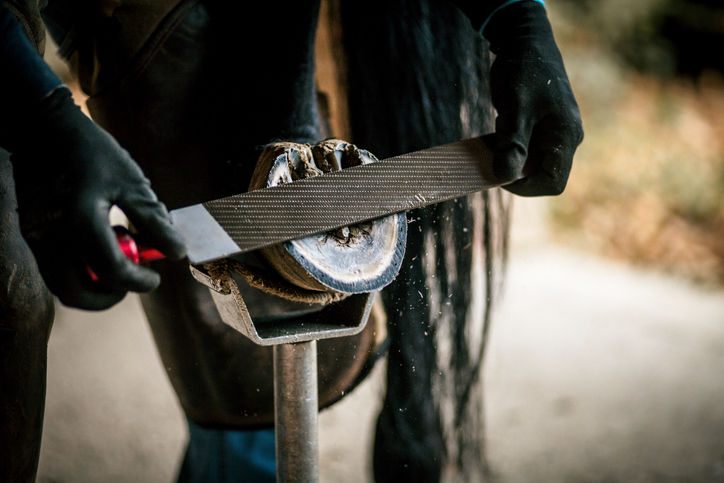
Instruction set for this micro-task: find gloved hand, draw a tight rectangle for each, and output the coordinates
[8,87,186,310]
[483,1,583,196]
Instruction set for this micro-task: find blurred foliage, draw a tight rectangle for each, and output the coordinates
[546,1,724,284]
[553,0,724,77]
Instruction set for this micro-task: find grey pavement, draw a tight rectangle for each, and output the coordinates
[36,199,724,482]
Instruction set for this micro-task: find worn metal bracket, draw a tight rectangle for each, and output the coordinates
[189,263,374,346]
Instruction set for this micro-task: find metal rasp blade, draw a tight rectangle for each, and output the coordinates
[171,134,506,265]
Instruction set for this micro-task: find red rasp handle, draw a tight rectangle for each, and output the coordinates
[113,226,165,263]
[87,226,166,281]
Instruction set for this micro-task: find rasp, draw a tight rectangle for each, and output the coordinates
[170,134,508,265]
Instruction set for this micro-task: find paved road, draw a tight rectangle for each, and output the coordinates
[37,211,724,482]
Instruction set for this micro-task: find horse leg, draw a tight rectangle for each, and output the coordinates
[0,151,55,482]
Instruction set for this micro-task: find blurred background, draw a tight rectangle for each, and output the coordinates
[37,1,724,482]
[549,0,724,285]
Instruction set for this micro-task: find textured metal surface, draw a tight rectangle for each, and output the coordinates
[174,135,502,264]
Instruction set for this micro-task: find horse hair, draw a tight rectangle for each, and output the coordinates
[341,1,510,481]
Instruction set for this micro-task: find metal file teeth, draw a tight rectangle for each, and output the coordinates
[202,137,501,255]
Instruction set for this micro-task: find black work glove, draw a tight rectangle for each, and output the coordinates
[7,87,186,310]
[483,1,583,196]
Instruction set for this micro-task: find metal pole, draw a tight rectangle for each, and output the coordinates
[273,340,319,482]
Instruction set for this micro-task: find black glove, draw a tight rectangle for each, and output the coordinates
[7,87,186,310]
[483,1,583,196]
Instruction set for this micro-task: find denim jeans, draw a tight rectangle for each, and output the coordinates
[178,420,276,483]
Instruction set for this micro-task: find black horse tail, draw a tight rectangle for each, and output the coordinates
[341,1,510,481]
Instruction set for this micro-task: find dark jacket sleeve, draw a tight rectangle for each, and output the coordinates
[446,0,545,34]
[0,1,61,131]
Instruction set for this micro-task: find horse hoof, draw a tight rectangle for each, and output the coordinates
[248,139,407,294]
